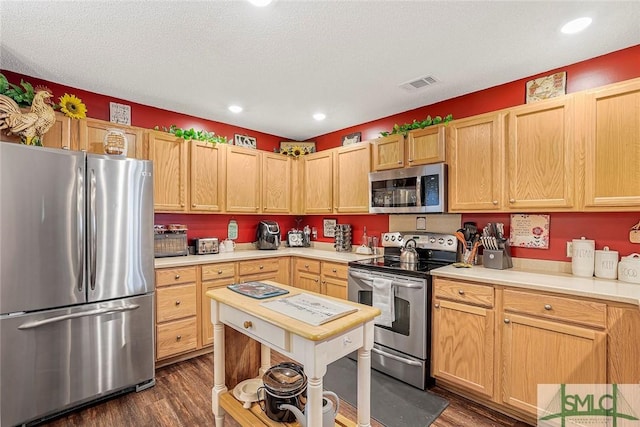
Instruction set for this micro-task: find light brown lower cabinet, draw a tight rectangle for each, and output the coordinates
[200,262,236,347]
[292,258,348,299]
[431,277,628,424]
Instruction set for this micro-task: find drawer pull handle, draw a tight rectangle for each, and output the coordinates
[509,198,515,203]
[504,318,510,324]
[343,337,352,345]
[217,270,223,274]
[492,200,498,205]
[434,303,440,308]
[544,304,552,311]
[259,265,264,270]
[304,264,309,269]
[176,335,182,341]
[332,268,337,273]
[397,160,402,164]
[175,300,181,306]
[174,274,180,280]
[458,289,465,295]
[243,321,252,329]
[314,279,319,283]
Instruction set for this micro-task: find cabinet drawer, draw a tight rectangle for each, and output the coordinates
[202,262,236,281]
[155,267,197,287]
[238,258,280,276]
[503,289,606,328]
[295,258,321,275]
[434,278,494,307]
[322,261,348,280]
[156,317,197,359]
[156,283,197,322]
[220,304,287,352]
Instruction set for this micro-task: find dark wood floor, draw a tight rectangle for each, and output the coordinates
[41,353,531,427]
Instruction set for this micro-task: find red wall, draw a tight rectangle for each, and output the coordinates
[4,45,640,260]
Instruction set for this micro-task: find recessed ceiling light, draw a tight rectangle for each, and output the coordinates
[228,105,243,113]
[248,0,272,6]
[313,113,326,121]
[561,17,592,34]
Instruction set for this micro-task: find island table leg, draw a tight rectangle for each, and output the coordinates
[357,321,374,427]
[211,301,227,427]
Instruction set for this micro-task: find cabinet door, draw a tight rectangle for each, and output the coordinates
[262,152,291,213]
[584,78,640,210]
[201,279,232,346]
[607,305,640,384]
[335,143,370,213]
[407,126,446,166]
[506,96,576,210]
[432,299,494,398]
[148,131,188,212]
[502,313,606,416]
[190,141,224,212]
[322,277,347,299]
[78,118,145,159]
[372,134,404,170]
[295,271,321,293]
[2,111,73,150]
[226,146,261,213]
[447,113,504,211]
[303,150,334,214]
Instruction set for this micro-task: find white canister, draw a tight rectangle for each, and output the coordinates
[572,237,595,278]
[594,246,619,279]
[618,253,640,284]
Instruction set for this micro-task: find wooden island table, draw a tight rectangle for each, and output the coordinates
[206,281,380,427]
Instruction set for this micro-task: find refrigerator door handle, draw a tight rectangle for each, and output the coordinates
[17,304,141,329]
[77,167,84,293]
[89,168,97,291]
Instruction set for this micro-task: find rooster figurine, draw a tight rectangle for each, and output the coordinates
[0,91,55,146]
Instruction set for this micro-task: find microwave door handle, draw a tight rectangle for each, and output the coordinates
[77,167,84,293]
[89,168,97,291]
[416,176,422,207]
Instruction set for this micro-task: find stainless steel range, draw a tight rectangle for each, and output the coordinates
[347,231,458,389]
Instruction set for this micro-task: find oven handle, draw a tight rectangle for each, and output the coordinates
[349,270,424,289]
[371,347,422,367]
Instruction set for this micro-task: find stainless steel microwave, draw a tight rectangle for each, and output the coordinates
[368,163,447,213]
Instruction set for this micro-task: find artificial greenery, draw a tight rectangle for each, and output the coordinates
[0,73,36,107]
[154,124,228,144]
[380,114,454,137]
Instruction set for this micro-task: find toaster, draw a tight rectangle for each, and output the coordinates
[193,238,219,255]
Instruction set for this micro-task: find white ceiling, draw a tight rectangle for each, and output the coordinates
[1,1,639,141]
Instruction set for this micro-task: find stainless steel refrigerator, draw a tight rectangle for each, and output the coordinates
[0,142,155,426]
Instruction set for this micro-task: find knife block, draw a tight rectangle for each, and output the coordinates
[483,249,512,270]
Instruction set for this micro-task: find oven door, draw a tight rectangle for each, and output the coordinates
[347,267,428,359]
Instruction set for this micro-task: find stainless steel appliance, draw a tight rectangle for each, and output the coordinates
[0,143,155,426]
[194,237,220,254]
[256,220,281,250]
[347,231,458,389]
[369,163,447,214]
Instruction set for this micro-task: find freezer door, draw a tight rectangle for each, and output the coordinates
[86,154,154,302]
[0,294,154,427]
[0,143,85,314]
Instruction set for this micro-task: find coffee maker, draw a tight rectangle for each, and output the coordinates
[256,220,281,250]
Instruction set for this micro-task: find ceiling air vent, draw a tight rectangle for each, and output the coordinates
[399,75,438,91]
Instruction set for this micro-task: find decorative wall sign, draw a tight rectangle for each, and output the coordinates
[526,72,566,103]
[109,102,131,125]
[341,132,362,146]
[234,134,257,148]
[279,141,316,157]
[509,214,550,249]
[323,218,337,238]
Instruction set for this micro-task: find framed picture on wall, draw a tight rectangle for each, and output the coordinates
[526,72,566,103]
[323,218,337,238]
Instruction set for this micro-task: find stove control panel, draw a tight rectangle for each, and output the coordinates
[382,231,458,252]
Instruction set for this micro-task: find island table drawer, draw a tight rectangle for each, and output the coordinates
[220,305,287,351]
[503,289,606,328]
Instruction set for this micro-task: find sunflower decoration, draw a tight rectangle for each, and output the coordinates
[58,93,87,119]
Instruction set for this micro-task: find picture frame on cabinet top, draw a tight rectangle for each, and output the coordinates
[341,132,361,146]
[526,71,566,103]
[234,134,257,149]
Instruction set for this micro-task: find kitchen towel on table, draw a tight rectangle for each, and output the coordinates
[372,277,394,327]
[323,357,448,427]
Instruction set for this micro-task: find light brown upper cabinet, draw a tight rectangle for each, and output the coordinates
[583,77,640,211]
[303,150,334,214]
[505,95,576,210]
[447,112,505,212]
[262,152,291,213]
[190,141,225,213]
[78,118,145,159]
[371,126,445,171]
[2,111,73,150]
[148,130,188,212]
[334,143,371,213]
[225,145,261,213]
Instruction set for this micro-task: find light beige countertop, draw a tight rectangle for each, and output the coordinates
[431,264,640,307]
[154,247,376,269]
